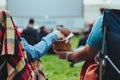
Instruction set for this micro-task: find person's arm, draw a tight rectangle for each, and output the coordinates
[54,44,98,62]
[69,44,98,62]
[21,33,58,60]
[54,15,103,62]
[21,27,68,60]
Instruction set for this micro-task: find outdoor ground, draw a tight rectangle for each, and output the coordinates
[41,35,84,80]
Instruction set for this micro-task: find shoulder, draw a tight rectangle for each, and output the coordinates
[86,15,103,50]
[98,15,103,21]
[91,15,103,32]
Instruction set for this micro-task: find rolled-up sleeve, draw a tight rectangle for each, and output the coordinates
[21,33,58,60]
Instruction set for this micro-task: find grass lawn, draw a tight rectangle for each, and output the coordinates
[41,55,83,80]
[41,35,84,80]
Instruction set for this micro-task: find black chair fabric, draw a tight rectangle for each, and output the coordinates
[103,9,120,80]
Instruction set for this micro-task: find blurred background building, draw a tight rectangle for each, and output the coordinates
[0,0,120,33]
[84,0,120,22]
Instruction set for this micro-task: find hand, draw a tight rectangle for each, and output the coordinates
[57,27,71,37]
[53,27,72,40]
[54,50,67,59]
[53,30,65,39]
[54,50,73,60]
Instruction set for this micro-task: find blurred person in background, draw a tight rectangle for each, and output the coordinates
[21,18,39,45]
[57,25,64,28]
[38,25,48,41]
[100,7,105,15]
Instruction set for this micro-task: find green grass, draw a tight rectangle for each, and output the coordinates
[41,35,83,80]
[41,55,83,80]
[71,35,83,49]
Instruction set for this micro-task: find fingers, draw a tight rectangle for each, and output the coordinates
[54,50,66,59]
[53,30,65,39]
[57,27,71,37]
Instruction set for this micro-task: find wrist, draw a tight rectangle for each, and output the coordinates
[66,52,74,62]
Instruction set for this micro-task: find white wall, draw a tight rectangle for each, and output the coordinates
[7,0,83,17]
[84,0,120,22]
[6,0,84,32]
[84,5,101,22]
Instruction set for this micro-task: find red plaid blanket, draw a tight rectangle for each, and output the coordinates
[0,10,46,80]
[0,10,31,80]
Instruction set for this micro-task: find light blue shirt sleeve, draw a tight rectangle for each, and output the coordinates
[86,15,103,50]
[21,33,58,60]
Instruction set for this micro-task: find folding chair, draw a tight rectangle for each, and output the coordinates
[99,9,120,80]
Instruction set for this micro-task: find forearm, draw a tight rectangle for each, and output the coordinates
[22,33,58,60]
[69,44,98,62]
[69,47,88,62]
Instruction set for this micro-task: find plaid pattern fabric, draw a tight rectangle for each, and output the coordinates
[0,10,31,80]
[29,60,46,80]
[0,10,46,80]
[1,12,15,56]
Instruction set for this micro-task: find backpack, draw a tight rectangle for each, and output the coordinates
[80,59,98,80]
[0,10,46,80]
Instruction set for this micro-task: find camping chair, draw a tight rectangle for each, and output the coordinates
[99,9,120,80]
